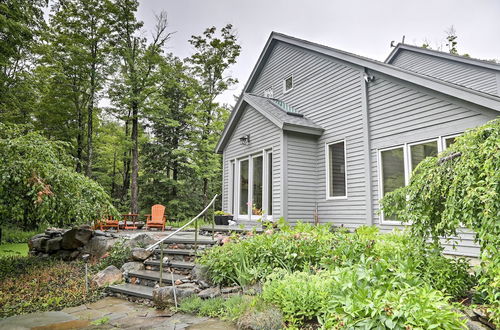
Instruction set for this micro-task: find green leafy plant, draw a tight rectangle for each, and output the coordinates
[380,118,500,325]
[92,239,130,271]
[214,210,231,216]
[0,124,117,230]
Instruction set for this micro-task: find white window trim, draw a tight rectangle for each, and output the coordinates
[378,144,408,225]
[441,133,461,150]
[407,138,440,174]
[378,134,463,225]
[283,74,294,94]
[233,148,274,222]
[325,139,348,200]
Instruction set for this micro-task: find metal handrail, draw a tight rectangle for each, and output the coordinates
[146,194,218,251]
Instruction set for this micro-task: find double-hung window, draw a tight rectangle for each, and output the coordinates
[326,140,347,199]
[378,135,459,223]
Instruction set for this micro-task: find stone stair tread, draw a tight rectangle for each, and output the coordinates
[154,248,197,256]
[145,259,195,269]
[128,269,187,283]
[160,238,216,245]
[200,225,263,233]
[108,283,153,299]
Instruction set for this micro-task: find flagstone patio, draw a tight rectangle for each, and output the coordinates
[0,297,236,330]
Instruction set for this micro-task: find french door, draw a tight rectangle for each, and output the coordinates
[235,150,273,220]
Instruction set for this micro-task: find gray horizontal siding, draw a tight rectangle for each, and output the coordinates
[286,132,318,223]
[222,105,281,220]
[250,42,369,227]
[390,49,499,96]
[368,75,498,257]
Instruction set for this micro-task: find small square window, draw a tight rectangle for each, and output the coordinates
[283,76,293,93]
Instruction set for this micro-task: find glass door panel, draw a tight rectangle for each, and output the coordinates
[239,160,249,215]
[252,156,263,214]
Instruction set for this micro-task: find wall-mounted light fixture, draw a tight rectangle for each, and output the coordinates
[363,73,375,83]
[239,134,250,145]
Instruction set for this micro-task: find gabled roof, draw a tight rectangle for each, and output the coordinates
[385,43,500,72]
[244,93,324,134]
[216,32,500,153]
[215,93,323,153]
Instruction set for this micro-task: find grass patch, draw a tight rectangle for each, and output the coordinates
[0,243,28,257]
[0,256,103,318]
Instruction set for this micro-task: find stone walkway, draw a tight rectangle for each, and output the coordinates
[0,297,236,330]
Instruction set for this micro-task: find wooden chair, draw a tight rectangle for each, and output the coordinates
[146,204,166,231]
[97,215,119,231]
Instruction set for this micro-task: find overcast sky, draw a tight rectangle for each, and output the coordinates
[138,0,500,106]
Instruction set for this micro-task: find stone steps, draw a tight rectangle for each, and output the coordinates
[128,269,186,284]
[144,259,195,270]
[159,238,216,245]
[153,248,197,256]
[200,225,264,233]
[108,283,154,299]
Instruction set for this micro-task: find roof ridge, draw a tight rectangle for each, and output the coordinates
[386,43,500,70]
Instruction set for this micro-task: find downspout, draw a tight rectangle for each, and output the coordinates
[360,69,374,225]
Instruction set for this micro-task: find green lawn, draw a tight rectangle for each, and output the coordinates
[0,243,29,257]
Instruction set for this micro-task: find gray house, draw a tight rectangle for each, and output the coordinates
[215,32,500,257]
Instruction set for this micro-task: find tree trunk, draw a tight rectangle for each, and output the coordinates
[86,60,96,177]
[111,150,117,198]
[121,119,131,203]
[76,104,84,173]
[130,101,139,214]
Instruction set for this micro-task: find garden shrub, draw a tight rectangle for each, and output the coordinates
[0,123,117,229]
[198,222,368,286]
[200,223,475,300]
[92,239,131,271]
[262,266,466,329]
[381,118,500,325]
[1,226,46,244]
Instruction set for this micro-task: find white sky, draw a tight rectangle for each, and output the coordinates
[137,0,500,106]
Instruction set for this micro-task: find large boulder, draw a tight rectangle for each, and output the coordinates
[191,264,212,284]
[198,287,221,299]
[126,233,156,248]
[153,286,196,307]
[29,236,48,251]
[131,247,153,261]
[121,261,144,274]
[83,236,116,258]
[45,237,62,252]
[92,265,123,288]
[61,227,93,249]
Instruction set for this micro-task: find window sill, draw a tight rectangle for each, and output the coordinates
[326,196,348,200]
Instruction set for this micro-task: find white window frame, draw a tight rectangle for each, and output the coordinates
[441,133,461,150]
[228,160,235,214]
[378,144,408,225]
[233,148,274,222]
[325,139,348,200]
[283,75,294,94]
[407,138,440,174]
[378,134,463,224]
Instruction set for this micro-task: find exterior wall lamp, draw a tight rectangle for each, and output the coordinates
[239,134,250,145]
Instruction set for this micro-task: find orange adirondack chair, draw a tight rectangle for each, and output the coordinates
[96,215,119,231]
[146,204,167,231]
